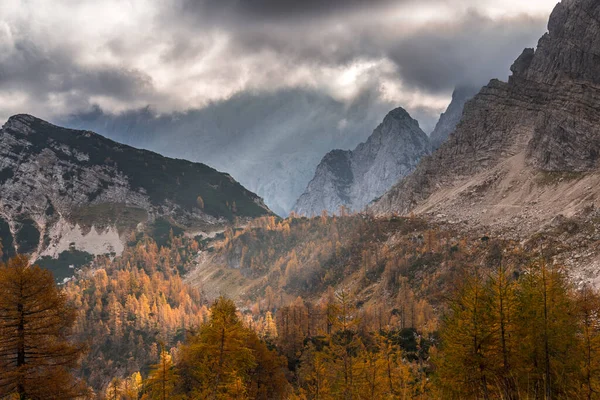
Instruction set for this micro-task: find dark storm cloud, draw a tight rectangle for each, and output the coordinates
[387,11,549,92]
[177,0,399,21]
[0,0,557,123]
[165,1,549,95]
[0,40,155,101]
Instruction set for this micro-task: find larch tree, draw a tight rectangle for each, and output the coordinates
[516,259,579,399]
[177,297,255,399]
[145,349,177,400]
[576,284,600,400]
[298,342,332,400]
[485,243,519,399]
[435,266,494,399]
[0,255,87,399]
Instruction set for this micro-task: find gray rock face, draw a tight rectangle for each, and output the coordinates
[429,86,480,150]
[293,108,430,216]
[0,115,271,257]
[372,0,600,216]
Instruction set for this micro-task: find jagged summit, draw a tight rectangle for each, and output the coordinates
[0,114,271,259]
[520,0,600,85]
[372,0,600,238]
[293,107,430,216]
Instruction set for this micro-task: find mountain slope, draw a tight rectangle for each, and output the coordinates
[0,115,271,259]
[293,108,431,216]
[372,0,600,238]
[429,86,480,150]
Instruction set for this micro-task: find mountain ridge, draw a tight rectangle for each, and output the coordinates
[0,114,271,260]
[429,85,480,150]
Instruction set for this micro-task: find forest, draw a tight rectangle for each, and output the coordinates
[0,214,600,399]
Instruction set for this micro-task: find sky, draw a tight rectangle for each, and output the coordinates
[0,0,560,126]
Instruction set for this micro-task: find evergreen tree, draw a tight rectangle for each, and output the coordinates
[516,260,579,398]
[485,248,519,399]
[435,266,494,399]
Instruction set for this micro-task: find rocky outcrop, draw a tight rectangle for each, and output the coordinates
[0,115,271,258]
[429,86,480,150]
[293,108,430,216]
[371,0,600,236]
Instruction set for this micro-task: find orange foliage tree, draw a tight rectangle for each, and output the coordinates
[0,255,87,399]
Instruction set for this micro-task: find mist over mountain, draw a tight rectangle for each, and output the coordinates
[60,88,404,216]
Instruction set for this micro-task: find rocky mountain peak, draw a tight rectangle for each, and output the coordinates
[523,0,600,85]
[382,107,417,125]
[293,107,430,216]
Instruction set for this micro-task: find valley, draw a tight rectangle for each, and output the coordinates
[2,0,600,398]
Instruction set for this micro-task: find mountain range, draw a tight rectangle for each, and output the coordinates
[60,89,397,216]
[4,0,599,281]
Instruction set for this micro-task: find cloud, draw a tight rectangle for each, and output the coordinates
[0,0,559,123]
[387,10,549,92]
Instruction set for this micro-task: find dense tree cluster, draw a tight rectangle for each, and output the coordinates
[64,236,207,390]
[108,294,432,399]
[435,245,600,399]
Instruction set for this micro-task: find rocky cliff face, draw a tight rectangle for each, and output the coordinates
[429,86,480,150]
[0,115,271,259]
[293,108,430,216]
[372,0,600,237]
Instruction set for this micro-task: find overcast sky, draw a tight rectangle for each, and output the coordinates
[0,0,559,124]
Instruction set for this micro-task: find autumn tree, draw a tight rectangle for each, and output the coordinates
[298,342,332,399]
[435,266,494,399]
[576,284,600,400]
[177,297,256,399]
[145,349,177,400]
[122,372,143,400]
[485,243,519,399]
[177,297,288,399]
[0,255,87,399]
[516,259,579,399]
[106,377,122,400]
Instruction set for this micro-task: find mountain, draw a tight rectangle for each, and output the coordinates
[372,0,600,239]
[429,85,480,150]
[293,108,431,216]
[0,115,271,261]
[61,89,397,216]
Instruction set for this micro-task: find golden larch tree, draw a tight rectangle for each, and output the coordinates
[0,255,87,399]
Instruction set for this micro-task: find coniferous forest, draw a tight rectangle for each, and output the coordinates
[1,214,600,399]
